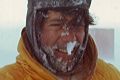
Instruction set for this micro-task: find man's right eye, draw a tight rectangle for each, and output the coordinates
[49,24,62,27]
[47,23,62,31]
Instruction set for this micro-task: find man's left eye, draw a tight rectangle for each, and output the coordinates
[47,23,62,31]
[49,24,62,27]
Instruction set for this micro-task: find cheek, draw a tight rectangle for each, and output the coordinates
[75,31,85,43]
[40,31,59,47]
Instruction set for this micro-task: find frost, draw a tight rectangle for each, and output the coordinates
[67,41,76,55]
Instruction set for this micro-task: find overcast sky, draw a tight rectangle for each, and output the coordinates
[0,0,120,28]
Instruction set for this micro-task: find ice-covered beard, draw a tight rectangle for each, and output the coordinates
[40,40,84,73]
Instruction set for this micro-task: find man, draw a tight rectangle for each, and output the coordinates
[0,0,120,80]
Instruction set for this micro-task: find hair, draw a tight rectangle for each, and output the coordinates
[35,6,94,31]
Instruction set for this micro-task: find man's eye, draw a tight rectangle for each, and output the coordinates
[49,24,62,27]
[47,23,62,31]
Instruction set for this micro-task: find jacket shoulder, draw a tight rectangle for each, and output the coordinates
[0,63,27,80]
[92,59,120,80]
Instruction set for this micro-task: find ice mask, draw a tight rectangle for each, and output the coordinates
[67,41,76,55]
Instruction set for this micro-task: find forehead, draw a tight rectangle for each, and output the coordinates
[46,10,74,21]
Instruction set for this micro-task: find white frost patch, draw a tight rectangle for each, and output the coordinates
[67,41,76,55]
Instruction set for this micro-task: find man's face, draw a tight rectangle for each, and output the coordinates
[38,10,85,72]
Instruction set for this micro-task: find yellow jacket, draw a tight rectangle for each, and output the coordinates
[0,38,120,80]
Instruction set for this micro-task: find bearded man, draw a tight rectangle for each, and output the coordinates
[0,0,120,80]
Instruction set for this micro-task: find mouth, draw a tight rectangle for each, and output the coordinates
[52,41,80,61]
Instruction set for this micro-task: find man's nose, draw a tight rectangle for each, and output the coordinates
[61,31,76,43]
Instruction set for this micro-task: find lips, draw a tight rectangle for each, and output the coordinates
[53,43,80,61]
